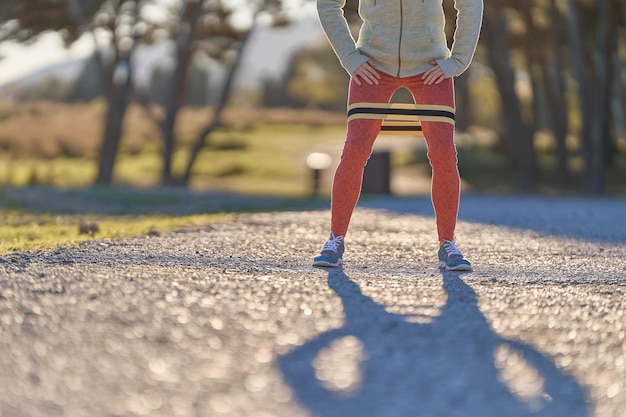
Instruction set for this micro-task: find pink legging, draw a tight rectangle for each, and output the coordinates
[331,71,459,242]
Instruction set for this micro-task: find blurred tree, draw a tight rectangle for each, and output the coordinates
[261,42,351,111]
[0,0,102,44]
[482,1,536,189]
[130,0,298,185]
[148,63,211,107]
[67,53,108,101]
[3,0,624,193]
[285,45,349,111]
[336,0,626,193]
[565,0,595,191]
[0,0,159,185]
[590,0,619,194]
[128,0,245,184]
[169,0,298,185]
[544,0,571,185]
[2,0,304,186]
[18,77,74,101]
[72,0,158,186]
[262,76,291,108]
[158,0,207,185]
[563,0,623,194]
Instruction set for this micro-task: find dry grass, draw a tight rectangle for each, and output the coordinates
[0,208,235,254]
[0,100,345,159]
[0,186,312,254]
[0,101,105,158]
[0,100,350,195]
[1,100,624,196]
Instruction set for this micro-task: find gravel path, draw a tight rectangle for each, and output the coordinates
[0,195,624,417]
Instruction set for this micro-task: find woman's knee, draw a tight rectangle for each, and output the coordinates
[427,142,458,169]
[340,140,373,166]
[342,121,379,163]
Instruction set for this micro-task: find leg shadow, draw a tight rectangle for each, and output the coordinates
[278,270,588,417]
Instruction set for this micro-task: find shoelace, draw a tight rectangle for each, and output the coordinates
[322,234,343,252]
[442,240,463,257]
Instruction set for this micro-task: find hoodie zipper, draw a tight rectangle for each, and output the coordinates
[397,0,403,76]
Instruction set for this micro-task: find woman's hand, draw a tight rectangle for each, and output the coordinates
[422,61,448,85]
[352,60,381,86]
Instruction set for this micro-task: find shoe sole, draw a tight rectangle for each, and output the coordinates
[312,259,343,268]
[438,261,472,271]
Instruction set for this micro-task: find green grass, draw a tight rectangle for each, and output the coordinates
[0,123,348,196]
[0,185,325,255]
[1,119,625,255]
[0,157,96,187]
[0,122,447,256]
[0,208,234,254]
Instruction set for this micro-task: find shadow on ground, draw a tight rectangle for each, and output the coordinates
[360,194,626,244]
[5,186,624,245]
[279,270,588,417]
[0,185,320,215]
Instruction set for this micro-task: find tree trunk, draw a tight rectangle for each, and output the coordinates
[96,62,133,185]
[181,22,257,185]
[454,71,471,132]
[589,0,612,194]
[614,51,626,147]
[96,1,142,185]
[161,0,202,185]
[67,0,125,186]
[521,2,542,162]
[565,0,595,192]
[483,1,535,189]
[616,2,626,143]
[67,0,110,94]
[95,43,123,185]
[603,1,620,169]
[545,0,571,186]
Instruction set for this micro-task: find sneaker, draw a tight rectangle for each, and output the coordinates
[438,239,472,271]
[312,233,344,267]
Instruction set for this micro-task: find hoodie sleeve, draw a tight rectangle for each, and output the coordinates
[436,0,484,78]
[316,0,370,75]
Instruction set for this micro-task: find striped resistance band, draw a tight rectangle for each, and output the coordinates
[347,102,456,135]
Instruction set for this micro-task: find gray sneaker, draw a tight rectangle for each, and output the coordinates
[438,239,472,271]
[312,233,344,267]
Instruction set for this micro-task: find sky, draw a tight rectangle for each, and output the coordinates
[0,0,323,88]
[238,15,324,89]
[0,33,96,86]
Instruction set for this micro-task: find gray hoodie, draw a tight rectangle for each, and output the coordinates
[317,0,483,78]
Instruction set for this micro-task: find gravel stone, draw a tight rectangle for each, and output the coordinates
[0,195,624,417]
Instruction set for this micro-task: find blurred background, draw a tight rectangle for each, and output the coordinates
[0,0,625,198]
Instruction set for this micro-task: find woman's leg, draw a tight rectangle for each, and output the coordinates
[407,76,459,242]
[330,73,399,237]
